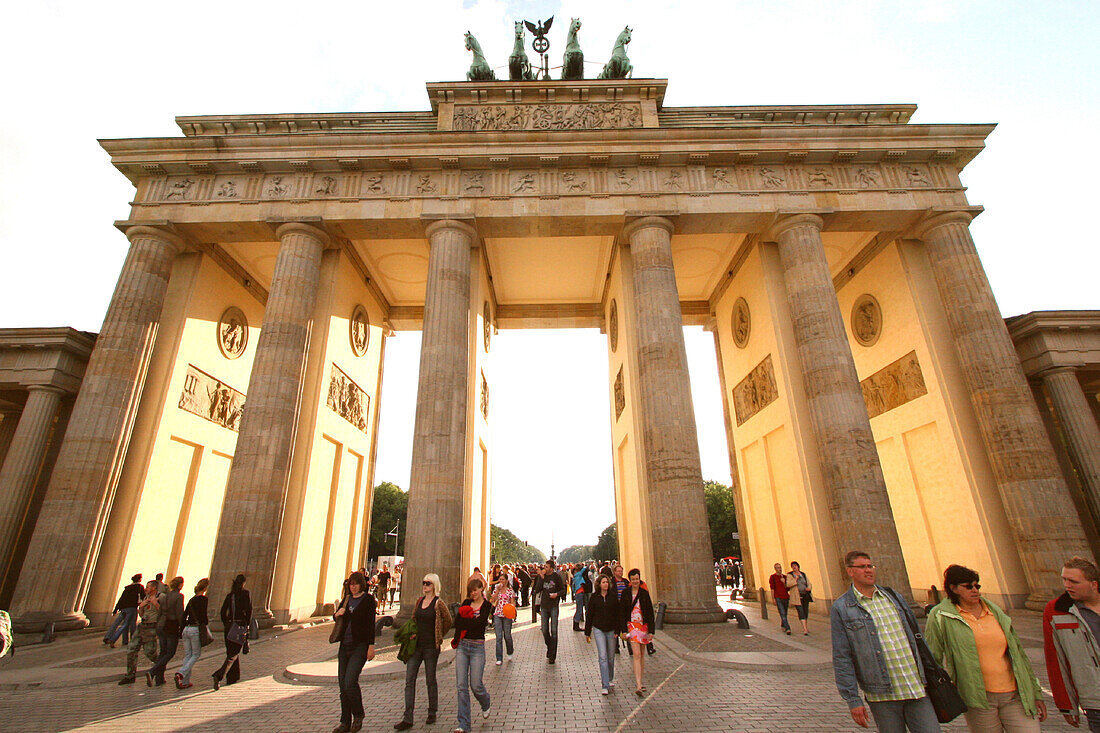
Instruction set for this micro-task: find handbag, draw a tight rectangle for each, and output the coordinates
[503,603,517,620]
[199,625,214,647]
[227,593,246,645]
[329,595,348,644]
[886,588,967,723]
[802,588,813,603]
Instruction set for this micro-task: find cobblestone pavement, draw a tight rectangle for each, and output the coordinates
[0,597,1076,732]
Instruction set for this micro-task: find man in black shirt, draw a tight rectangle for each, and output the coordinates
[516,565,531,607]
[533,560,566,663]
[376,564,391,610]
[103,573,144,647]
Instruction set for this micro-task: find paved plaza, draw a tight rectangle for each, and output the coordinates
[0,592,1076,732]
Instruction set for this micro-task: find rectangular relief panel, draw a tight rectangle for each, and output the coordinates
[733,354,779,426]
[178,365,245,432]
[861,350,927,419]
[327,363,370,433]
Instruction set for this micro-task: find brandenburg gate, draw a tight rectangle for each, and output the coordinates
[5,76,1091,631]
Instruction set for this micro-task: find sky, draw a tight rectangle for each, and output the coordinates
[2,1,1098,557]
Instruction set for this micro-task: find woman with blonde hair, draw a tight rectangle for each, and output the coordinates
[393,573,452,731]
[176,577,209,689]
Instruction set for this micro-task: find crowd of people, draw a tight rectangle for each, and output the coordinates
[106,571,252,690]
[383,558,656,733]
[94,548,1100,733]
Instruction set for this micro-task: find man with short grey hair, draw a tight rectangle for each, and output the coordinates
[831,550,939,732]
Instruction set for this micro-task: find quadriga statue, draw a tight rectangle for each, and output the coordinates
[465,31,496,81]
[598,26,633,80]
[561,18,583,80]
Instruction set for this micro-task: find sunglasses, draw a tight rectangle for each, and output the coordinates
[422,581,433,586]
[959,582,981,590]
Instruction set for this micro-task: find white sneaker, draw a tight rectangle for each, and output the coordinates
[506,653,513,660]
[609,681,615,688]
[601,688,609,696]
[495,660,502,666]
[481,706,491,720]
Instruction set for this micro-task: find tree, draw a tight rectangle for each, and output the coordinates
[704,479,740,560]
[593,522,618,562]
[557,544,594,564]
[489,524,547,564]
[367,481,407,560]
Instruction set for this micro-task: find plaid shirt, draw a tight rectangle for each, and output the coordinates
[857,587,925,702]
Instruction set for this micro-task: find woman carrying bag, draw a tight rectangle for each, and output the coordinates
[489,574,517,666]
[786,561,813,636]
[925,564,1046,732]
[330,571,377,733]
[212,573,251,690]
[176,577,210,689]
[619,568,654,697]
[393,573,452,731]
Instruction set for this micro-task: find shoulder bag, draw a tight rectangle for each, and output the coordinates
[329,595,348,644]
[226,594,247,646]
[886,588,967,723]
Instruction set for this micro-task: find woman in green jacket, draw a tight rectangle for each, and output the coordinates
[925,564,1047,732]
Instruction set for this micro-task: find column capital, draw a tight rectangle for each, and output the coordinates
[622,215,675,241]
[274,221,332,248]
[423,218,479,242]
[24,384,65,396]
[767,213,824,241]
[912,210,973,240]
[123,225,187,255]
[1038,365,1081,379]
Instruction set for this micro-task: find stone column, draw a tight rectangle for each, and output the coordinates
[624,217,724,623]
[208,223,328,621]
[918,212,1091,603]
[0,409,19,473]
[400,220,474,611]
[1042,367,1100,530]
[10,226,183,631]
[771,214,913,597]
[0,386,64,578]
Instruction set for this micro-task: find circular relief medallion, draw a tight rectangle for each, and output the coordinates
[732,297,751,349]
[217,307,248,359]
[483,302,492,352]
[609,300,619,353]
[350,305,369,356]
[851,294,882,347]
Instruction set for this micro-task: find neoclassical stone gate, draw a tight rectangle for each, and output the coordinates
[5,77,1091,631]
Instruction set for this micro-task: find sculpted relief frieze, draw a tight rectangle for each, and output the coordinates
[861,350,928,419]
[733,354,778,426]
[327,363,370,433]
[453,102,642,131]
[179,364,245,431]
[145,161,952,205]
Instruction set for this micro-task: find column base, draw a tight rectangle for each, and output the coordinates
[662,602,727,625]
[1025,592,1053,612]
[12,610,89,634]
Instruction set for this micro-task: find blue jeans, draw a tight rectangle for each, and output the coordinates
[573,591,585,626]
[540,604,559,660]
[178,626,201,683]
[148,629,179,682]
[493,615,513,662]
[455,639,489,732]
[105,608,136,644]
[592,628,616,689]
[337,639,369,724]
[867,697,941,733]
[775,598,791,631]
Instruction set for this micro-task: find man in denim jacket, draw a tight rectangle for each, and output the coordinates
[831,550,939,732]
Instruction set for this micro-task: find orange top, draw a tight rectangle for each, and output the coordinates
[961,603,1016,694]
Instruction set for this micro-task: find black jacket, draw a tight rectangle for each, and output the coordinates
[337,592,378,646]
[619,586,655,635]
[584,591,622,635]
[114,582,144,612]
[182,595,209,628]
[534,573,566,608]
[220,589,252,627]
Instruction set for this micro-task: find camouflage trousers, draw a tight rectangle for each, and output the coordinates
[124,625,159,679]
